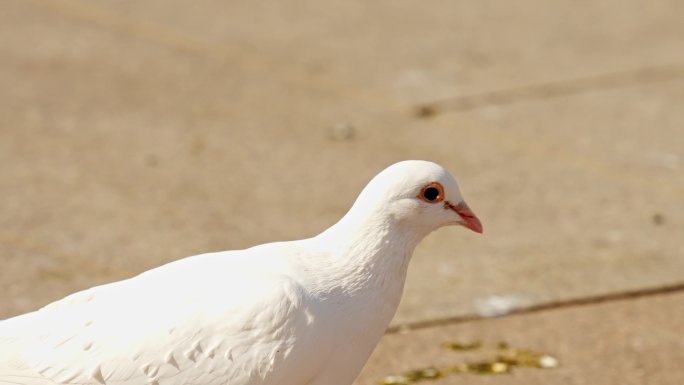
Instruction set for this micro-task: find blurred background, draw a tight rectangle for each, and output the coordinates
[1,1,683,383]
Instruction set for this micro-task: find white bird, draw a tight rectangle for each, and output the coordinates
[0,160,482,385]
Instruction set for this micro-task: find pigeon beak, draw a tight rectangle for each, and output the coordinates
[447,201,483,234]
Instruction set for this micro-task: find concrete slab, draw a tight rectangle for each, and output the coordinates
[396,79,684,324]
[355,291,684,385]
[36,0,684,105]
[0,0,682,330]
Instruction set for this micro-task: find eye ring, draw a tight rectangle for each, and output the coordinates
[419,182,445,204]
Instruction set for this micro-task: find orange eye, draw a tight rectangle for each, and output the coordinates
[419,182,444,203]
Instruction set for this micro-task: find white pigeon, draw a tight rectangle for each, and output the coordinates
[0,160,482,385]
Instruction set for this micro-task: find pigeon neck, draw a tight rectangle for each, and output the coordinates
[315,204,430,291]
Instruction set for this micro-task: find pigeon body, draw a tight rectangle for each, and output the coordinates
[0,160,482,385]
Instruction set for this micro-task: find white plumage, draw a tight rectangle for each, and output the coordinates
[0,160,482,385]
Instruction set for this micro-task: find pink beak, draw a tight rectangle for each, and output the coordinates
[448,201,483,234]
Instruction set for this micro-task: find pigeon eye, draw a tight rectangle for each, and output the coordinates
[419,182,444,203]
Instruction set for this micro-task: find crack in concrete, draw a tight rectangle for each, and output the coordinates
[387,281,684,334]
[416,64,684,117]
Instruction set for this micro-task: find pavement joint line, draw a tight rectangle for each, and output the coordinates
[30,0,225,57]
[386,281,684,334]
[416,63,684,117]
[0,231,76,262]
[29,0,408,114]
[0,231,116,280]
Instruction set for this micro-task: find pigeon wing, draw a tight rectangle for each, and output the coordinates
[0,252,316,385]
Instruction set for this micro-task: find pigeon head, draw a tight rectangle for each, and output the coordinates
[347,160,483,235]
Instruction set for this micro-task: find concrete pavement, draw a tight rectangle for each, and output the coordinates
[356,291,684,385]
[0,1,682,384]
